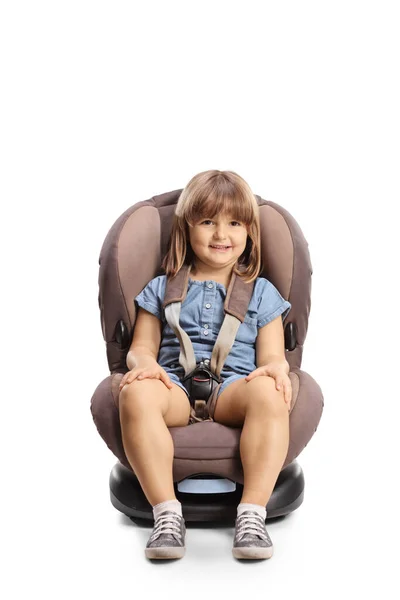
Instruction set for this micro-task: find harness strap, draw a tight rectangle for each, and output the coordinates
[163,263,255,420]
[209,314,241,376]
[164,301,197,375]
[188,381,223,424]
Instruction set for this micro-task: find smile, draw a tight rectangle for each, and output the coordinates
[210,245,231,252]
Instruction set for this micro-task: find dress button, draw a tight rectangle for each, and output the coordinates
[204,324,209,329]
[204,330,209,335]
[205,303,211,308]
[207,283,213,288]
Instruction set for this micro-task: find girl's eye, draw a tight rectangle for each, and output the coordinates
[201,220,242,226]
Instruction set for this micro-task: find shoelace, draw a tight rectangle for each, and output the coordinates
[235,511,269,542]
[149,511,182,542]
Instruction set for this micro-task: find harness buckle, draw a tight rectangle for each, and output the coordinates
[180,359,222,420]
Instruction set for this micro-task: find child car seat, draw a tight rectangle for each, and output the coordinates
[90,189,324,523]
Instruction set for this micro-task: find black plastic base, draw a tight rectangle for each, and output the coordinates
[109,461,305,523]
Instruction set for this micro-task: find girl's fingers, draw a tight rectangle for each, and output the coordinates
[285,389,290,405]
[284,381,292,406]
[119,372,138,389]
[163,375,173,389]
[278,380,290,407]
[275,377,291,405]
[160,371,172,388]
[123,370,173,390]
[118,370,176,391]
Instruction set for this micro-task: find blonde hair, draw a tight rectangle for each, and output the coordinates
[161,170,262,283]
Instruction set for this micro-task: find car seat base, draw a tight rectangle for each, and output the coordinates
[109,460,305,522]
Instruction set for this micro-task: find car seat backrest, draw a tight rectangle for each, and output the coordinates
[97,189,312,374]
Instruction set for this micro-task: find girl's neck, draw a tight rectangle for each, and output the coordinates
[189,264,233,287]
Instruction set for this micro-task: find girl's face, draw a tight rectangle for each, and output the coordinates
[188,213,249,273]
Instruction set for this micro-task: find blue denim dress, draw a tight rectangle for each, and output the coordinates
[134,275,291,400]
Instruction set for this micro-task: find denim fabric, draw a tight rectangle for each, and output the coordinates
[134,275,291,400]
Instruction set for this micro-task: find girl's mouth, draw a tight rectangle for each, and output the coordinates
[210,245,231,252]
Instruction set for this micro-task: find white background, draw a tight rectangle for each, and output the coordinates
[1,1,399,598]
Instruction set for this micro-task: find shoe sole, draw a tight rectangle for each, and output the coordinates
[232,546,274,560]
[145,546,185,559]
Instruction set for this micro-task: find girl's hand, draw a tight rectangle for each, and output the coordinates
[245,363,292,410]
[118,365,174,391]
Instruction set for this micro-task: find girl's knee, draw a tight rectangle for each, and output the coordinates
[245,377,286,416]
[119,379,168,415]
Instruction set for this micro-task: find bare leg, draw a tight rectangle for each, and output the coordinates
[239,393,289,507]
[119,379,190,506]
[213,376,290,507]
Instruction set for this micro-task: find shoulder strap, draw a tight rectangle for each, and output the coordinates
[163,263,254,321]
[163,264,255,378]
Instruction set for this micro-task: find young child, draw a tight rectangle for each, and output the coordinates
[118,169,292,560]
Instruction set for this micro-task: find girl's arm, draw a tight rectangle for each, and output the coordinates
[255,315,289,373]
[126,307,161,370]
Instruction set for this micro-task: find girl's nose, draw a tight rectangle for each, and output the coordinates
[216,224,228,236]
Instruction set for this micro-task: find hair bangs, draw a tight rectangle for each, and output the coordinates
[186,181,253,228]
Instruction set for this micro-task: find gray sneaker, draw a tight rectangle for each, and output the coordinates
[145,510,186,559]
[232,510,274,559]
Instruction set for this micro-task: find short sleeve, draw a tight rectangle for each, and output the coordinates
[257,278,291,328]
[134,276,165,321]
